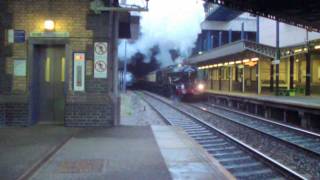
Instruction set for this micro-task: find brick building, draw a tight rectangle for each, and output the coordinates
[0,0,120,127]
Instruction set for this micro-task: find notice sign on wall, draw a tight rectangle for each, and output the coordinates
[14,60,26,77]
[73,53,85,91]
[94,42,108,78]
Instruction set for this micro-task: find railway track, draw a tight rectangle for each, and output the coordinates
[180,101,320,178]
[138,91,304,180]
[193,102,320,156]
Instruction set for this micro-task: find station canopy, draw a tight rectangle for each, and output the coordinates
[208,0,320,32]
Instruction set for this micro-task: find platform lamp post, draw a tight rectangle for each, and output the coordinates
[305,30,311,96]
[275,20,280,96]
[123,40,127,93]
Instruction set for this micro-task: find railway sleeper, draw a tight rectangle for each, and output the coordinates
[232,169,279,180]
[213,152,247,159]
[187,132,213,136]
[185,130,211,134]
[202,142,229,148]
[197,138,224,144]
[213,150,243,157]
[206,146,237,152]
[192,136,218,141]
[216,155,252,163]
[189,134,215,138]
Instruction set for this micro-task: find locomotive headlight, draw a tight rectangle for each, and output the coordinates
[197,83,204,91]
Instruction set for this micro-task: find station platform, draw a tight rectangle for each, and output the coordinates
[0,125,234,180]
[205,90,320,110]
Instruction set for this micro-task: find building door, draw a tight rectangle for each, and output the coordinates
[34,45,65,124]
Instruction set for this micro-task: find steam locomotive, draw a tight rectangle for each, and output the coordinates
[144,64,205,98]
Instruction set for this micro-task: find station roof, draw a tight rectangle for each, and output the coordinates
[206,5,241,21]
[208,0,320,32]
[187,39,320,65]
[187,40,276,65]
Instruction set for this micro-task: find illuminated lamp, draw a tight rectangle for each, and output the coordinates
[44,20,55,31]
[228,61,235,65]
[245,61,257,67]
[315,45,320,50]
[251,57,259,61]
[294,49,302,53]
[235,60,242,64]
[218,63,223,67]
[213,64,218,67]
[242,59,250,63]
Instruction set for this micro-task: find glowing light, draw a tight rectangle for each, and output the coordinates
[44,20,55,31]
[243,59,250,63]
[251,57,259,61]
[197,83,205,91]
[218,63,223,67]
[294,49,302,53]
[228,61,235,65]
[315,45,320,49]
[235,60,242,64]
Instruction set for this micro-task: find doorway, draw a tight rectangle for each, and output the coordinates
[32,45,66,124]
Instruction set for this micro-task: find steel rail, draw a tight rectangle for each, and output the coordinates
[141,91,306,180]
[192,102,320,157]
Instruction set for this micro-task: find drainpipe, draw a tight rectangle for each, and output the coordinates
[219,31,222,47]
[241,22,244,40]
[256,16,260,43]
[228,29,232,43]
[275,21,280,95]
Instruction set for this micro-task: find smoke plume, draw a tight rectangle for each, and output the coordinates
[118,0,205,67]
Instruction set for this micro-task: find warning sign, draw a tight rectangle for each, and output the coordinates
[94,42,108,78]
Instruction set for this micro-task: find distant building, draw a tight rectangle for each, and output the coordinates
[187,2,320,96]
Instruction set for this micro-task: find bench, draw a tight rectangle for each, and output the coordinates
[276,89,295,96]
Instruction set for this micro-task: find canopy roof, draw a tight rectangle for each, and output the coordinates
[208,0,320,32]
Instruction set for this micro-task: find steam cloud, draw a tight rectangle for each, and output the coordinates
[118,0,205,67]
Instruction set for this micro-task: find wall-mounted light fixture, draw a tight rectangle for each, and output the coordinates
[44,20,55,31]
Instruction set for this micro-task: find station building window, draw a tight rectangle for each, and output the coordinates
[311,53,320,95]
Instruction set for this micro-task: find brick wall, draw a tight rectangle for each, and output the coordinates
[0,0,12,94]
[2,0,114,127]
[8,0,94,92]
[5,103,29,126]
[65,93,113,127]
[0,104,5,126]
[65,104,113,127]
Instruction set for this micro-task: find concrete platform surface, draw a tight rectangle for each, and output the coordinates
[0,125,79,180]
[206,90,320,109]
[30,126,172,180]
[152,126,235,180]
